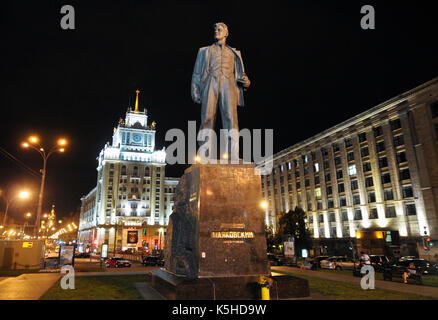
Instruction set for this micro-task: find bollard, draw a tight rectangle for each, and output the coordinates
[261,286,270,300]
[258,275,273,300]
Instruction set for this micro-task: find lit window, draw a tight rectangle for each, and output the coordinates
[348,165,357,176]
[315,188,321,198]
[314,163,319,173]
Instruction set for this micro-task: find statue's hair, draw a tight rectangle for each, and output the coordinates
[213,22,229,37]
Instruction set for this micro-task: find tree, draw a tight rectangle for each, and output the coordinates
[276,207,312,256]
[265,224,281,253]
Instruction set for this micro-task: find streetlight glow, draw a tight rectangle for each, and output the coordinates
[1,189,31,229]
[58,138,68,146]
[261,201,268,209]
[19,191,29,199]
[22,142,29,148]
[29,136,39,143]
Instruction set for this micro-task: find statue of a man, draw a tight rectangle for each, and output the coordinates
[191,22,250,160]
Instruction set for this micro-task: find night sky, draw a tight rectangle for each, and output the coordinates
[1,1,437,222]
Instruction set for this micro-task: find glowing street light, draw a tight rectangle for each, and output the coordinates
[0,189,31,228]
[260,201,268,209]
[19,191,29,199]
[21,135,68,236]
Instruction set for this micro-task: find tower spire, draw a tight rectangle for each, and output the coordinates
[134,89,140,113]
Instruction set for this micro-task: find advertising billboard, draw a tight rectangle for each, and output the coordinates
[284,240,295,258]
[59,244,76,266]
[127,230,138,244]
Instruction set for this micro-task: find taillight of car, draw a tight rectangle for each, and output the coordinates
[372,262,376,266]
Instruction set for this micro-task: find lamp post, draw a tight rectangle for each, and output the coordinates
[22,136,68,237]
[23,212,32,238]
[0,190,30,229]
[159,227,164,251]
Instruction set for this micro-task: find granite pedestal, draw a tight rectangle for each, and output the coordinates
[149,162,309,299]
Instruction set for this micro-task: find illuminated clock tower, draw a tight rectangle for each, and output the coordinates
[78,90,179,254]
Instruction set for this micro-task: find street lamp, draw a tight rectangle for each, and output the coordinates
[0,189,30,228]
[23,212,32,238]
[21,135,68,236]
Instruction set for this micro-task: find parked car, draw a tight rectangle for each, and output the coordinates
[267,253,283,266]
[369,255,390,272]
[382,259,428,284]
[320,257,339,269]
[398,256,417,261]
[321,256,357,270]
[105,257,131,268]
[142,255,165,266]
[334,257,357,270]
[311,256,330,268]
[395,258,438,275]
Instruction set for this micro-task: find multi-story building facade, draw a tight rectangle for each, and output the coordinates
[261,78,438,258]
[78,91,179,253]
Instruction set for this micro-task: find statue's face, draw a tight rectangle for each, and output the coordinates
[214,24,227,41]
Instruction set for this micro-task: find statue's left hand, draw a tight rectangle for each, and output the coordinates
[238,75,251,89]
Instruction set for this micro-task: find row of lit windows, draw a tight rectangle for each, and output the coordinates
[267,152,407,190]
[294,183,413,209]
[308,203,417,226]
[108,163,162,176]
[270,118,405,181]
[267,167,411,198]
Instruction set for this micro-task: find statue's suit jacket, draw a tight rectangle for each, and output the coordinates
[191,44,246,107]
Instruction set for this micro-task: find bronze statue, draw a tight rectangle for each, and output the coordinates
[191,22,250,160]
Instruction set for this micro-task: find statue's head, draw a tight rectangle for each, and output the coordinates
[213,22,228,41]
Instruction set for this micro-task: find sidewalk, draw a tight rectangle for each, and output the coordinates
[0,273,62,300]
[75,270,151,277]
[272,266,438,299]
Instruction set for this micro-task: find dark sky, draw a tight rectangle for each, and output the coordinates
[1,1,437,222]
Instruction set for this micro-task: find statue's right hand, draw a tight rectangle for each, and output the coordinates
[192,88,201,104]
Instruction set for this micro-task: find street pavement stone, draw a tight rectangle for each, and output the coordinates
[272,266,438,299]
[0,273,62,300]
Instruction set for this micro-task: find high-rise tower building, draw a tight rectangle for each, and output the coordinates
[78,91,179,253]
